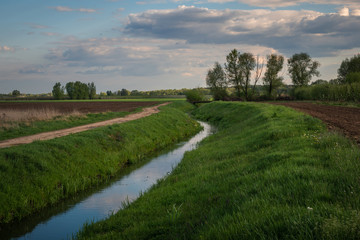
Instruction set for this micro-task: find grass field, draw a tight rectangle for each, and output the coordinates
[0,101,162,141]
[0,101,201,224]
[75,101,360,239]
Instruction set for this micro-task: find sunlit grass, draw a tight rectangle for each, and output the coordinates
[75,102,360,240]
[0,101,201,224]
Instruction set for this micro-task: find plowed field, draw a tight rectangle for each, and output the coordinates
[269,102,360,144]
[0,101,160,113]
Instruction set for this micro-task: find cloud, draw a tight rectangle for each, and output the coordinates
[50,6,97,13]
[19,65,46,74]
[0,45,15,53]
[205,0,360,8]
[124,6,360,56]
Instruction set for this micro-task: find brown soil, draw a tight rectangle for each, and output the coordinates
[0,101,161,114]
[0,102,169,149]
[269,102,360,144]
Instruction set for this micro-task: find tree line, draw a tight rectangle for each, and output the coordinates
[52,81,96,100]
[206,50,322,100]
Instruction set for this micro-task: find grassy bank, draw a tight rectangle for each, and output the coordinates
[76,102,360,239]
[0,101,201,224]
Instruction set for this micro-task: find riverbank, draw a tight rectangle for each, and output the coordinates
[76,101,360,239]
[0,101,201,224]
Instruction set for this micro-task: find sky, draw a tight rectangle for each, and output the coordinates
[1,0,360,94]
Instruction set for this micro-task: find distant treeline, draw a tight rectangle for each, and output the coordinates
[101,88,210,97]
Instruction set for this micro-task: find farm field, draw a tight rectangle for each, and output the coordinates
[0,101,161,141]
[269,101,360,144]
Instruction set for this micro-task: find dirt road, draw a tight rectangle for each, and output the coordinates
[0,102,170,149]
[269,102,360,144]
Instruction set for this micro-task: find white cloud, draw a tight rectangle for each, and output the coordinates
[339,7,350,16]
[351,9,360,16]
[51,6,97,13]
[124,6,360,57]
[0,45,15,53]
[204,0,360,8]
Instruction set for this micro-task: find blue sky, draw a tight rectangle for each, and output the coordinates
[1,0,360,94]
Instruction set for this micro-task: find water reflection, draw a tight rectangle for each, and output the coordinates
[2,121,212,240]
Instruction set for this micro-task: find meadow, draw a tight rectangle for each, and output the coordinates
[0,101,201,224]
[0,101,161,141]
[75,101,360,239]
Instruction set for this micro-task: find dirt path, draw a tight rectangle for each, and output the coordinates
[0,102,170,149]
[269,102,360,144]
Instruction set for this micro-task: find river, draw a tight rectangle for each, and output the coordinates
[1,121,213,240]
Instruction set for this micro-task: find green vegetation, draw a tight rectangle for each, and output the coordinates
[0,101,201,224]
[184,88,206,102]
[292,82,360,101]
[0,108,137,141]
[76,102,360,239]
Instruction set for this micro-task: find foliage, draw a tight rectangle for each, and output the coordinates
[11,90,20,96]
[75,102,360,240]
[185,89,205,102]
[121,88,130,96]
[88,82,96,99]
[65,81,95,100]
[345,72,360,84]
[206,62,228,100]
[338,54,360,83]
[52,82,65,100]
[263,54,284,98]
[225,49,243,98]
[238,52,256,100]
[0,102,201,224]
[288,53,320,87]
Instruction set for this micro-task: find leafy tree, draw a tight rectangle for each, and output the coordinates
[311,79,328,85]
[288,53,320,87]
[185,88,205,103]
[11,90,20,96]
[206,62,228,100]
[88,82,96,99]
[65,82,75,99]
[120,88,130,96]
[338,54,360,84]
[345,72,360,84]
[238,52,256,100]
[106,91,113,96]
[263,54,284,97]
[52,82,65,100]
[225,49,242,97]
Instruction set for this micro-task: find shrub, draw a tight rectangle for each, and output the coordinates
[185,89,205,102]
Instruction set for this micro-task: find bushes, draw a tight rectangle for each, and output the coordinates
[292,82,360,102]
[185,89,205,102]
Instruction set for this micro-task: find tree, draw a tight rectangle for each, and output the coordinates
[65,82,75,99]
[225,49,242,97]
[106,90,113,96]
[338,54,360,84]
[238,52,256,100]
[288,53,320,87]
[12,90,20,96]
[206,62,228,100]
[120,88,130,96]
[52,82,65,100]
[263,54,284,97]
[88,82,96,99]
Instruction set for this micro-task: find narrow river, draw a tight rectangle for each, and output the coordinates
[2,121,213,240]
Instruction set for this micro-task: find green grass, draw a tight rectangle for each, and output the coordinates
[0,110,136,141]
[0,98,184,103]
[75,101,360,240]
[0,101,201,224]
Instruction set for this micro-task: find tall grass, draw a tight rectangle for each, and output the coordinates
[0,108,141,141]
[0,101,201,224]
[293,82,360,102]
[75,102,360,239]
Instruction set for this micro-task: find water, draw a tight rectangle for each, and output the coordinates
[1,121,213,240]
